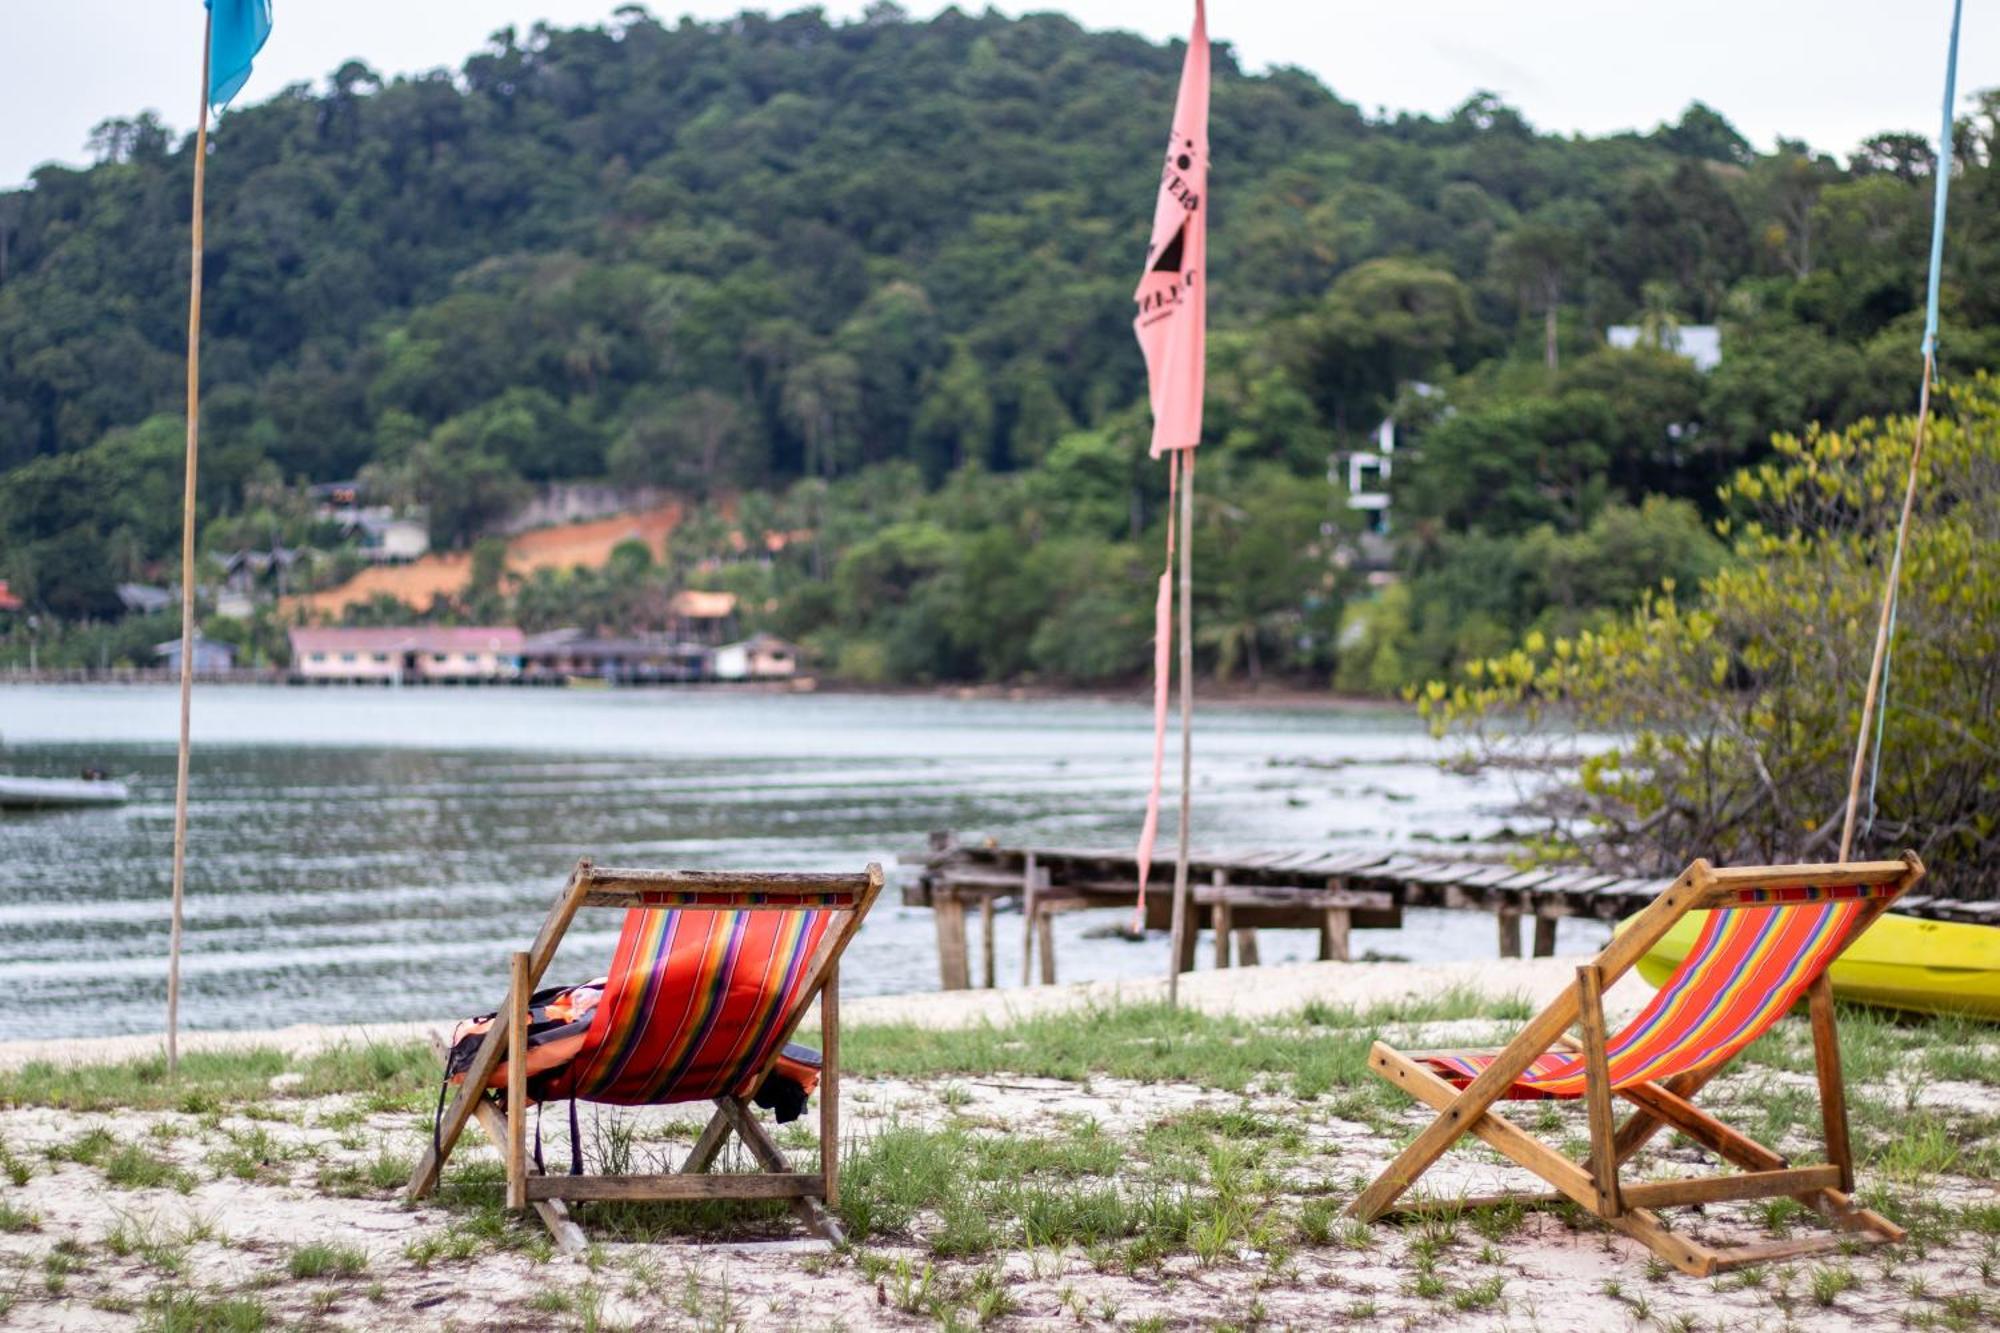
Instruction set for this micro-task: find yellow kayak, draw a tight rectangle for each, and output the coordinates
[1631,911,2000,1021]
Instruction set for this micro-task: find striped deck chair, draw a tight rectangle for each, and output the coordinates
[1349,854,1924,1275]
[406,860,884,1250]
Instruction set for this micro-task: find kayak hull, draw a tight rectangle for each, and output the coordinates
[1633,910,2000,1020]
[0,777,130,809]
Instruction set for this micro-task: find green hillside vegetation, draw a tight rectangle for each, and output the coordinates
[2,4,1996,687]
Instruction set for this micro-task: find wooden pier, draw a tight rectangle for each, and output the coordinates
[904,832,2000,991]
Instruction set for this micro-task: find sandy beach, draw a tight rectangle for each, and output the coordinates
[2,956,1995,1331]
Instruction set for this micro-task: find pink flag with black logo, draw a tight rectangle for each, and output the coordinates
[1133,0,1209,459]
[1133,1,1209,917]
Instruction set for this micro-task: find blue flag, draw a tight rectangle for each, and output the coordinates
[205,0,272,111]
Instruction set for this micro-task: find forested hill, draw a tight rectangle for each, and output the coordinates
[2,5,1997,686]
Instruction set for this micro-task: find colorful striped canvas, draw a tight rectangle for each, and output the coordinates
[1424,895,1869,1099]
[537,906,832,1107]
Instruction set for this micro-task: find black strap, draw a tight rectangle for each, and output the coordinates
[431,1019,463,1161]
[569,1100,583,1175]
[533,1099,545,1175]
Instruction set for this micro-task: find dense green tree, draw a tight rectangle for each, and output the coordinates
[0,4,1993,697]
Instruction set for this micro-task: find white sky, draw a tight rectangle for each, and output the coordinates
[0,1,1986,188]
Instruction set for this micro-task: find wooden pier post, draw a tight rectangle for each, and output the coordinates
[933,887,971,990]
[1532,914,1559,958]
[1497,906,1523,959]
[1020,852,1039,987]
[979,896,996,989]
[1321,908,1351,962]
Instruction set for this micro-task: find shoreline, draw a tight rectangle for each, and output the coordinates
[0,955,1607,1072]
[0,672,1412,716]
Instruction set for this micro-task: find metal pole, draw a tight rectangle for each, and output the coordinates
[1837,0,1959,865]
[1836,354,1932,863]
[167,16,213,1075]
[1166,455,1194,1004]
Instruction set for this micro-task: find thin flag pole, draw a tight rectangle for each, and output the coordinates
[1836,0,1961,866]
[167,13,214,1074]
[1166,454,1195,1005]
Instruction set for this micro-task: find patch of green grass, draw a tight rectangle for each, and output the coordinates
[103,1211,215,1274]
[844,992,1529,1098]
[0,1041,437,1115]
[286,1241,368,1280]
[44,1127,195,1191]
[315,1150,414,1198]
[1,1050,288,1113]
[44,1241,85,1295]
[139,1287,268,1332]
[47,1126,118,1165]
[0,1199,39,1232]
[1451,1275,1506,1312]
[403,1223,484,1268]
[1141,1108,1305,1166]
[1876,1114,1962,1183]
[1810,1264,1858,1307]
[209,1126,292,1183]
[103,1142,197,1192]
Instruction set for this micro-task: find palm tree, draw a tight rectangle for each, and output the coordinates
[1635,282,1684,352]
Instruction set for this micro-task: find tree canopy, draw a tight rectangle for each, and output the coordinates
[0,5,1994,687]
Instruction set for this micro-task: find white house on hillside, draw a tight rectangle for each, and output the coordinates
[1607,324,1722,373]
[712,633,800,681]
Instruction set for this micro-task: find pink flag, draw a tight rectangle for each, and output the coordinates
[1133,0,1209,460]
[1133,2,1209,919]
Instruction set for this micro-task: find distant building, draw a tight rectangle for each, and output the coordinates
[117,583,176,615]
[1606,324,1722,373]
[215,546,300,618]
[1330,385,1438,545]
[519,629,708,684]
[666,589,739,645]
[311,484,430,564]
[354,514,430,563]
[155,634,235,674]
[289,626,523,683]
[713,632,800,681]
[1337,415,1398,537]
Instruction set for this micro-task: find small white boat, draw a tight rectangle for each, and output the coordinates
[0,775,131,809]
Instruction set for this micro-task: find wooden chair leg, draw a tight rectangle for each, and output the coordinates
[1612,1067,1719,1164]
[1577,964,1623,1217]
[719,1097,845,1245]
[506,950,529,1211]
[1349,981,1585,1221]
[1362,1041,1718,1275]
[682,1103,733,1174]
[821,964,840,1209]
[408,859,593,1201]
[428,1036,586,1255]
[1807,973,1855,1192]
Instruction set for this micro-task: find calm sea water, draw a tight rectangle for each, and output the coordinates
[0,685,1607,1040]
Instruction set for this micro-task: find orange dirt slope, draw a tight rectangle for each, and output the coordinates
[283,502,683,622]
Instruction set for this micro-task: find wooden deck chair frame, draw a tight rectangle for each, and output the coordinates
[406,859,885,1251]
[1348,853,1924,1276]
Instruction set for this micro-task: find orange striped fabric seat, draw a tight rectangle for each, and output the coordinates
[534,906,833,1107]
[1424,890,1873,1099]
